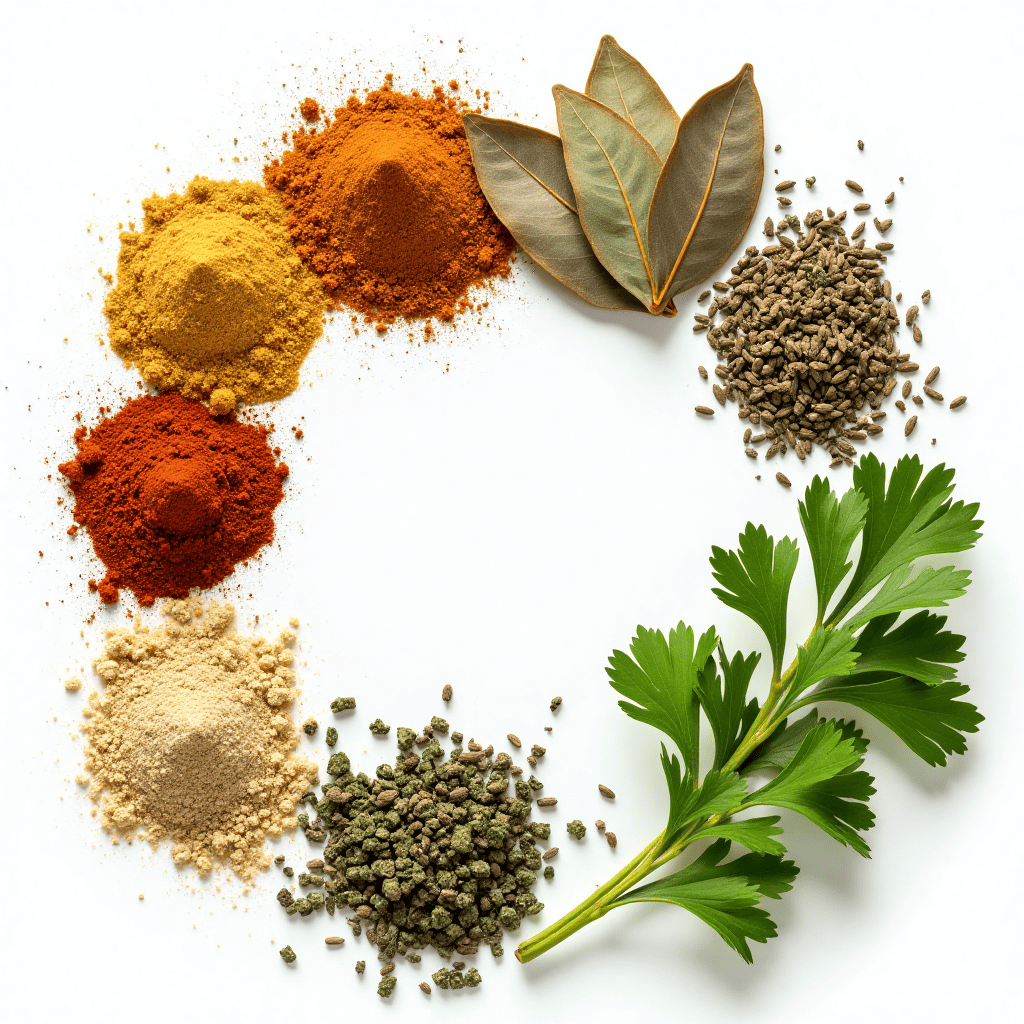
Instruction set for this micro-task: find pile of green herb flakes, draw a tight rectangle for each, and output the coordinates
[275,704,557,995]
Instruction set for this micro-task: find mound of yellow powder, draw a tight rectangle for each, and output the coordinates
[81,600,317,879]
[104,176,326,406]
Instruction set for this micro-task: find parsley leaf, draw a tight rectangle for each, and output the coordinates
[846,563,972,629]
[606,622,717,778]
[694,815,787,856]
[658,746,746,855]
[697,643,762,771]
[787,625,859,704]
[710,524,799,679]
[742,720,876,856]
[610,839,798,963]
[808,674,983,767]
[831,455,982,623]
[739,708,819,774]
[798,475,867,622]
[848,611,966,686]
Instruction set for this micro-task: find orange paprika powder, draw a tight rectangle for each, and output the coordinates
[264,78,515,327]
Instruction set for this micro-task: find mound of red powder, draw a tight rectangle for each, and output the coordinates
[59,394,288,605]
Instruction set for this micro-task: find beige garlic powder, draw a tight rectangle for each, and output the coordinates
[81,600,317,879]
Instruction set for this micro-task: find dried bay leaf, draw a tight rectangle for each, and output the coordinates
[585,35,679,162]
[648,64,764,309]
[554,85,661,310]
[462,113,648,311]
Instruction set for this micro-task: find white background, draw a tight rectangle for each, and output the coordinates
[2,0,1021,1018]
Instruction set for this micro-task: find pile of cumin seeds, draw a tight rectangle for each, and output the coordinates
[697,208,909,468]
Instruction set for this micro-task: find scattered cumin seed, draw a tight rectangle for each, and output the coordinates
[885,191,895,204]
[420,982,431,994]
[774,143,782,152]
[698,289,711,302]
[442,684,453,702]
[923,385,943,401]
[598,784,616,799]
[595,819,606,830]
[846,179,864,192]
[713,281,730,292]
[851,221,866,240]
[854,203,871,212]
[325,936,346,945]
[536,797,558,807]
[921,289,931,304]
[606,832,618,848]
[877,242,894,251]
[763,217,774,237]
[745,447,758,459]
[542,847,558,860]
[896,399,906,412]
[913,325,923,343]
[698,365,708,379]
[902,381,912,399]
[874,217,892,233]
[776,180,796,192]
[857,139,864,150]
[913,394,924,406]
[905,415,918,437]
[950,396,967,409]
[776,472,792,488]
[695,405,715,416]
[506,733,521,748]
[381,964,394,976]
[778,196,793,206]
[898,361,919,373]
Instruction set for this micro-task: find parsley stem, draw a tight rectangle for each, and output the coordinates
[515,835,662,962]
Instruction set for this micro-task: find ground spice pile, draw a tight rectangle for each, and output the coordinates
[81,601,317,879]
[264,78,515,329]
[104,176,325,407]
[59,394,287,605]
[695,207,908,466]
[274,712,557,995]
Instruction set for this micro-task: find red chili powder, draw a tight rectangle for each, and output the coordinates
[59,394,288,605]
[264,78,515,327]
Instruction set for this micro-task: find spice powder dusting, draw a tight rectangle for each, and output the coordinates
[81,601,317,879]
[104,176,326,407]
[264,78,515,329]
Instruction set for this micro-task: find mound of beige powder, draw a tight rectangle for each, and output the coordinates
[81,600,317,879]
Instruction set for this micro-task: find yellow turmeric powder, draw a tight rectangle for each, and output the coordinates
[104,176,326,407]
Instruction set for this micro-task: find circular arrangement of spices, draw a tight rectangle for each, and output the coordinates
[60,394,288,605]
[264,78,515,328]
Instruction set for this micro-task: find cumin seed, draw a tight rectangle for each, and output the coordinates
[885,191,895,204]
[950,395,967,409]
[776,180,796,192]
[846,179,864,192]
[905,415,918,437]
[598,784,616,799]
[695,405,715,416]
[776,472,792,487]
[923,385,943,401]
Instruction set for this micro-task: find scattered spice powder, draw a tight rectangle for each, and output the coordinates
[104,177,325,407]
[81,601,316,879]
[264,78,514,330]
[59,394,287,605]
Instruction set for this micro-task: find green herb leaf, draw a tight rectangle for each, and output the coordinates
[462,114,649,311]
[553,85,661,308]
[607,622,717,776]
[810,675,983,767]
[788,626,859,704]
[832,455,982,622]
[710,524,799,679]
[610,839,797,963]
[658,746,746,855]
[697,643,761,771]
[694,816,787,857]
[739,709,819,774]
[742,720,876,857]
[647,64,764,309]
[585,35,679,161]
[846,563,972,629]
[798,475,867,622]
[849,611,966,686]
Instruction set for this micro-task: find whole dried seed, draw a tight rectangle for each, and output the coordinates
[506,733,521,748]
[325,936,345,945]
[913,394,924,406]
[805,176,816,187]
[420,982,431,994]
[854,203,871,212]
[542,847,558,861]
[905,415,918,437]
[606,832,618,848]
[776,180,796,192]
[698,290,711,302]
[536,796,558,807]
[695,405,715,417]
[913,325,923,343]
[846,179,864,192]
[595,819,605,830]
[902,381,912,399]
[921,289,931,304]
[698,365,708,379]
[778,196,792,206]
[885,191,895,204]
[950,396,967,409]
[925,366,940,385]
[857,139,864,150]
[923,386,943,401]
[598,784,616,799]
[906,305,920,326]
[895,400,906,412]
[776,472,792,488]
[697,210,903,463]
[442,684,453,702]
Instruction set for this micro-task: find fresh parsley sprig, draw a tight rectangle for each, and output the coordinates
[516,455,982,965]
